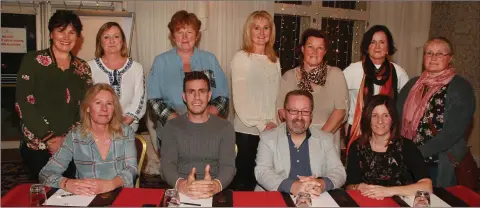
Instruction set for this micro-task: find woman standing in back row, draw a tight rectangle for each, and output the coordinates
[88,22,146,132]
[277,28,349,152]
[230,10,281,191]
[397,37,475,187]
[344,25,409,152]
[15,10,92,180]
[147,10,229,147]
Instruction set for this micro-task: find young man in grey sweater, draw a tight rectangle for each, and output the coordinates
[160,71,236,199]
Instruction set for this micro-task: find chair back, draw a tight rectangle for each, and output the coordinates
[135,135,147,188]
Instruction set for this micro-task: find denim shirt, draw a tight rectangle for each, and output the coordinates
[147,47,229,116]
[39,125,138,188]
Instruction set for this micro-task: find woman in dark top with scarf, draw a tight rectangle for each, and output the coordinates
[397,37,476,188]
[344,25,409,152]
[15,11,92,180]
[346,95,432,200]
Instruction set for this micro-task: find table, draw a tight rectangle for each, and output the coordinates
[2,183,479,207]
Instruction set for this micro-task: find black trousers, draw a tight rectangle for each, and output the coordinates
[230,132,260,191]
[20,142,76,181]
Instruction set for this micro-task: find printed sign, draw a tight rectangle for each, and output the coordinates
[1,27,27,53]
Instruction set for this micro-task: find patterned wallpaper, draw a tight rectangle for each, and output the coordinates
[430,2,480,161]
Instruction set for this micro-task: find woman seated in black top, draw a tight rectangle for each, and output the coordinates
[346,95,432,200]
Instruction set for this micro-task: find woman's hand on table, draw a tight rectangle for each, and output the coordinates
[361,185,396,200]
[64,179,96,196]
[82,178,119,194]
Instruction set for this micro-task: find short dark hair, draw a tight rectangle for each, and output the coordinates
[183,71,210,92]
[358,94,399,146]
[48,10,83,37]
[360,25,396,57]
[299,28,328,65]
[283,90,314,110]
[300,28,328,49]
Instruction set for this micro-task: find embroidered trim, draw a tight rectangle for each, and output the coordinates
[133,74,146,120]
[95,57,133,97]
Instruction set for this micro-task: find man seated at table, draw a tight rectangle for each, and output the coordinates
[160,71,236,199]
[255,90,346,196]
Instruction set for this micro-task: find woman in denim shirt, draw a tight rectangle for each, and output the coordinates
[147,11,229,134]
[39,83,137,195]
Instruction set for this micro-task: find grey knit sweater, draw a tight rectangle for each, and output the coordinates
[397,75,476,187]
[160,114,236,189]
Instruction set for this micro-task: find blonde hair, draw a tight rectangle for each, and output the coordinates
[94,22,128,58]
[242,10,277,63]
[80,83,123,138]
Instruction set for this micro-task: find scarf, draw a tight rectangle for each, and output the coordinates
[297,62,328,92]
[401,68,456,139]
[347,56,398,153]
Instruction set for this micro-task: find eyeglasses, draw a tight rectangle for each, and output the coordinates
[285,109,312,116]
[424,51,450,58]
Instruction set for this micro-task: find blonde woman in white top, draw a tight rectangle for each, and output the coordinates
[88,22,146,132]
[230,10,281,191]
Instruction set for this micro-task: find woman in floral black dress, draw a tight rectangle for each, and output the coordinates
[346,95,432,200]
[16,11,92,180]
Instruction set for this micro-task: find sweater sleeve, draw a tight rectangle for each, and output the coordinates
[124,65,147,121]
[16,52,52,139]
[160,123,181,187]
[214,123,236,188]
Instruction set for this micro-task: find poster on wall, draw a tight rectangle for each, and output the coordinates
[1,27,27,53]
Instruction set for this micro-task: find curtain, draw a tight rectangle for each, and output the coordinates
[368,1,431,77]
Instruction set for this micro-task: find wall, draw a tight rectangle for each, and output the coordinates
[430,2,480,165]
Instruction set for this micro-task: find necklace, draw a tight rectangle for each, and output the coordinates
[93,132,112,145]
[95,138,112,145]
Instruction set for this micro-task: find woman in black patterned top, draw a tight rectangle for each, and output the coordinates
[346,95,432,200]
[15,11,91,180]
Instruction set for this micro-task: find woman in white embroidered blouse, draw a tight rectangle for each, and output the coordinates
[88,22,146,132]
[230,10,281,191]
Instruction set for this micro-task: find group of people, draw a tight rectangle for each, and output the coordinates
[15,9,475,199]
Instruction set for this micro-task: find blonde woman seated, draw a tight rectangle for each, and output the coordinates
[346,95,432,200]
[39,83,137,195]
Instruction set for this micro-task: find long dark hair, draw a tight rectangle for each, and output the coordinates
[357,94,400,146]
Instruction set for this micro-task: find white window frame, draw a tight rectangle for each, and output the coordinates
[274,1,369,63]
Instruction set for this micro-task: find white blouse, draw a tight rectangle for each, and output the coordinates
[88,58,146,132]
[231,51,281,136]
[343,61,410,125]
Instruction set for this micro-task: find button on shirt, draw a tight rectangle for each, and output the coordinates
[278,128,334,193]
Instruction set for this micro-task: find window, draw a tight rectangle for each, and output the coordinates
[274,1,368,73]
[1,2,40,141]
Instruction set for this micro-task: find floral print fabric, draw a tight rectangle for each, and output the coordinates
[15,48,92,150]
[413,84,448,164]
[355,139,411,186]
